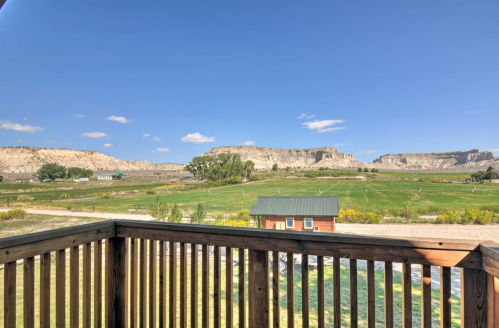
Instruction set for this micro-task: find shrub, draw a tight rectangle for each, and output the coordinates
[17,194,34,201]
[0,209,27,221]
[338,209,383,224]
[99,195,110,199]
[146,190,156,195]
[436,209,495,224]
[149,196,169,221]
[59,193,71,199]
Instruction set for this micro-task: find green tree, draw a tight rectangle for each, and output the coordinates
[364,168,369,172]
[184,154,255,181]
[149,196,169,221]
[272,163,279,171]
[36,163,66,181]
[169,204,183,223]
[191,203,207,224]
[67,167,94,179]
[285,167,291,172]
[357,168,362,172]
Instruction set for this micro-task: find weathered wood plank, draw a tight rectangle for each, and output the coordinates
[94,240,102,328]
[55,250,66,328]
[273,251,281,328]
[440,267,451,328]
[302,254,309,328]
[191,243,199,328]
[317,255,325,328]
[4,261,16,328]
[248,249,269,328]
[214,245,222,328]
[483,253,499,278]
[139,239,147,327]
[402,263,412,328]
[350,259,358,328]
[461,268,488,328]
[367,260,375,328]
[287,252,294,328]
[239,248,246,328]
[149,240,157,328]
[170,241,178,328]
[385,262,393,328]
[83,243,91,328]
[130,238,138,328]
[107,237,127,328]
[202,244,209,328]
[24,257,35,328]
[180,242,188,328]
[333,257,341,328]
[125,239,129,328]
[421,265,432,328]
[227,247,234,328]
[40,252,51,328]
[159,241,167,328]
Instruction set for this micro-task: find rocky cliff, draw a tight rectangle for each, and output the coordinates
[373,149,497,169]
[204,146,359,169]
[0,147,185,173]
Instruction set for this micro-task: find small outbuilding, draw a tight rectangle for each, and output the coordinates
[98,173,125,180]
[250,196,339,233]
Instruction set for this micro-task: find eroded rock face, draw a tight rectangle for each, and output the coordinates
[373,149,497,169]
[204,146,359,169]
[0,147,185,173]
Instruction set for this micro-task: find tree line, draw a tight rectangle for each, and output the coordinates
[36,163,94,181]
[184,153,255,181]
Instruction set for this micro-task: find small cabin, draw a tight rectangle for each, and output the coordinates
[98,173,125,181]
[250,196,339,233]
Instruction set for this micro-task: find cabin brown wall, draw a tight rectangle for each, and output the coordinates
[263,215,335,233]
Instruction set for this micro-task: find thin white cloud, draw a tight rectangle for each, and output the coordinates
[63,142,70,145]
[156,148,170,152]
[0,121,44,133]
[297,113,316,119]
[17,139,23,142]
[23,118,27,121]
[489,148,499,152]
[143,134,150,137]
[181,133,215,144]
[81,131,108,138]
[107,115,131,124]
[365,150,381,154]
[334,143,349,147]
[74,114,85,118]
[302,120,345,133]
[47,141,55,144]
[152,137,161,142]
[242,141,256,146]
[102,143,113,148]
[151,150,156,153]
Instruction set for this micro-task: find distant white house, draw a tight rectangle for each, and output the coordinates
[79,178,89,182]
[98,173,125,181]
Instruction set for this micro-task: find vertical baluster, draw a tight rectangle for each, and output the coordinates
[4,261,16,328]
[150,240,157,328]
[71,246,79,328]
[191,243,199,328]
[202,244,209,328]
[317,256,325,328]
[287,252,294,328]
[139,239,147,327]
[125,239,129,328]
[367,260,375,328]
[402,263,412,328]
[248,249,269,328]
[159,241,167,328]
[170,241,178,328]
[350,259,358,328]
[440,267,451,328]
[83,243,91,328]
[24,257,35,328]
[302,254,309,328]
[107,237,127,327]
[239,248,246,328]
[227,247,234,328]
[460,268,488,328]
[56,250,66,328]
[105,240,109,328]
[130,239,138,328]
[333,257,341,328]
[421,265,431,328]
[94,240,102,328]
[40,252,51,328]
[214,245,221,328]
[385,262,394,328]
[272,251,281,328]
[489,275,499,327]
[180,243,188,328]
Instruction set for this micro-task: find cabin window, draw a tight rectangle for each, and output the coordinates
[286,218,294,229]
[304,218,313,229]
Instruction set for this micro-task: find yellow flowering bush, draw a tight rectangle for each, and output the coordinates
[338,209,383,224]
[437,209,496,224]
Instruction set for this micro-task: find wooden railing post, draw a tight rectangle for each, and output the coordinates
[461,268,488,327]
[248,249,269,328]
[107,237,126,328]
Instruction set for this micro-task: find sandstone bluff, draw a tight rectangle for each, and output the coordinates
[0,147,185,174]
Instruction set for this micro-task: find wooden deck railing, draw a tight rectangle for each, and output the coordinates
[1,220,498,327]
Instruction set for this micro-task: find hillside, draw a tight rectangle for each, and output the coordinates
[0,147,185,174]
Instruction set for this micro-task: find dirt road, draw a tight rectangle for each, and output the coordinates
[0,208,154,221]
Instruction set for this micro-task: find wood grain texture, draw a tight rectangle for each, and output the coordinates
[83,243,91,328]
[4,261,16,328]
[317,256,325,328]
[461,268,488,328]
[287,252,294,328]
[421,265,432,328]
[202,244,209,328]
[191,243,199,328]
[302,254,309,328]
[170,241,178,328]
[367,260,375,328]
[180,243,188,328]
[333,257,341,328]
[272,251,281,328]
[227,247,234,328]
[130,238,138,328]
[159,241,167,328]
[440,267,452,328]
[24,257,35,328]
[107,237,127,328]
[139,239,147,328]
[125,239,129,328]
[239,248,246,328]
[94,240,103,328]
[384,262,394,328]
[214,245,222,328]
[40,252,51,328]
[248,249,269,328]
[402,263,412,328]
[350,259,358,328]
[55,250,66,328]
[149,240,157,328]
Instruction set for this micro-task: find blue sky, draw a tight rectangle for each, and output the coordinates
[1,0,498,164]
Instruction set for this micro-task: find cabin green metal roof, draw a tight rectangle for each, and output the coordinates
[98,173,125,176]
[250,196,339,217]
